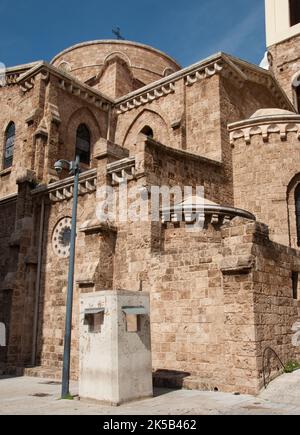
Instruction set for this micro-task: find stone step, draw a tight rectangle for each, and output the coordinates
[24,366,63,381]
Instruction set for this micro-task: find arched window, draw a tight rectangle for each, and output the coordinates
[140,126,154,138]
[75,124,91,165]
[3,122,15,169]
[295,184,300,246]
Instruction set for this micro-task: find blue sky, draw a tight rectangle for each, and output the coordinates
[0,0,266,68]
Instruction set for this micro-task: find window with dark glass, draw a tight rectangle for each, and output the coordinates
[140,126,154,138]
[3,122,15,169]
[290,0,300,26]
[75,124,91,165]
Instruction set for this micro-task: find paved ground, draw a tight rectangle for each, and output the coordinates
[0,372,300,415]
[259,369,300,407]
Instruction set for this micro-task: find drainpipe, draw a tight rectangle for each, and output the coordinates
[31,197,45,366]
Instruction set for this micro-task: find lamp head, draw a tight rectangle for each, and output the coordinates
[54,160,64,174]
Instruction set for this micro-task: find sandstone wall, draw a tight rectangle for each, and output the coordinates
[114,216,300,395]
[222,218,300,393]
[269,33,300,103]
[115,75,226,162]
[231,126,300,246]
[16,180,300,394]
[150,224,225,391]
[0,78,44,197]
[36,190,99,377]
[0,200,17,370]
[115,70,284,173]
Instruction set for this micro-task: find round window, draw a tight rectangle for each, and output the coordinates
[52,217,72,258]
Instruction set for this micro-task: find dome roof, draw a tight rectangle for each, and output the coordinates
[250,108,299,118]
[177,196,219,207]
[50,40,181,90]
[51,40,180,68]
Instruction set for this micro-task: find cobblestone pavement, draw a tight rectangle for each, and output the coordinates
[0,374,300,415]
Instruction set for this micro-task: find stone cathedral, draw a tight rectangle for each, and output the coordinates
[1,0,300,395]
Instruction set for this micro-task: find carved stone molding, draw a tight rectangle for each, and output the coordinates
[79,219,117,234]
[230,123,300,145]
[34,118,48,138]
[17,62,112,112]
[220,255,255,275]
[116,83,175,114]
[184,61,224,86]
[229,109,300,145]
[58,78,110,111]
[20,77,35,92]
[32,169,97,203]
[161,202,255,226]
[48,177,97,202]
[107,157,136,185]
[47,103,61,125]
[5,72,22,85]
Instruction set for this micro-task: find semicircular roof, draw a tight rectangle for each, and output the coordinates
[250,108,298,118]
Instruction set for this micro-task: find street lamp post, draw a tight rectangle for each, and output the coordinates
[54,156,80,399]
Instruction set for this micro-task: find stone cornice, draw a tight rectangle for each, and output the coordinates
[145,137,223,167]
[228,112,300,145]
[115,54,227,114]
[6,71,27,86]
[229,56,292,111]
[161,203,255,226]
[107,157,136,185]
[115,53,227,103]
[116,82,176,114]
[16,62,113,111]
[2,62,41,86]
[0,192,17,205]
[115,53,293,114]
[31,168,97,202]
[7,52,293,116]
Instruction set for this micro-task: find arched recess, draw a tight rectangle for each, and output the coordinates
[103,51,132,68]
[287,173,300,248]
[65,107,102,165]
[122,109,171,149]
[140,125,154,138]
[58,61,72,73]
[163,67,175,77]
[96,53,142,97]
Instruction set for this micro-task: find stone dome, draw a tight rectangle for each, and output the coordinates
[250,108,299,119]
[51,40,181,87]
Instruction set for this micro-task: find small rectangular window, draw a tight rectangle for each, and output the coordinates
[290,0,300,27]
[122,306,147,333]
[84,308,104,333]
[292,272,299,300]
